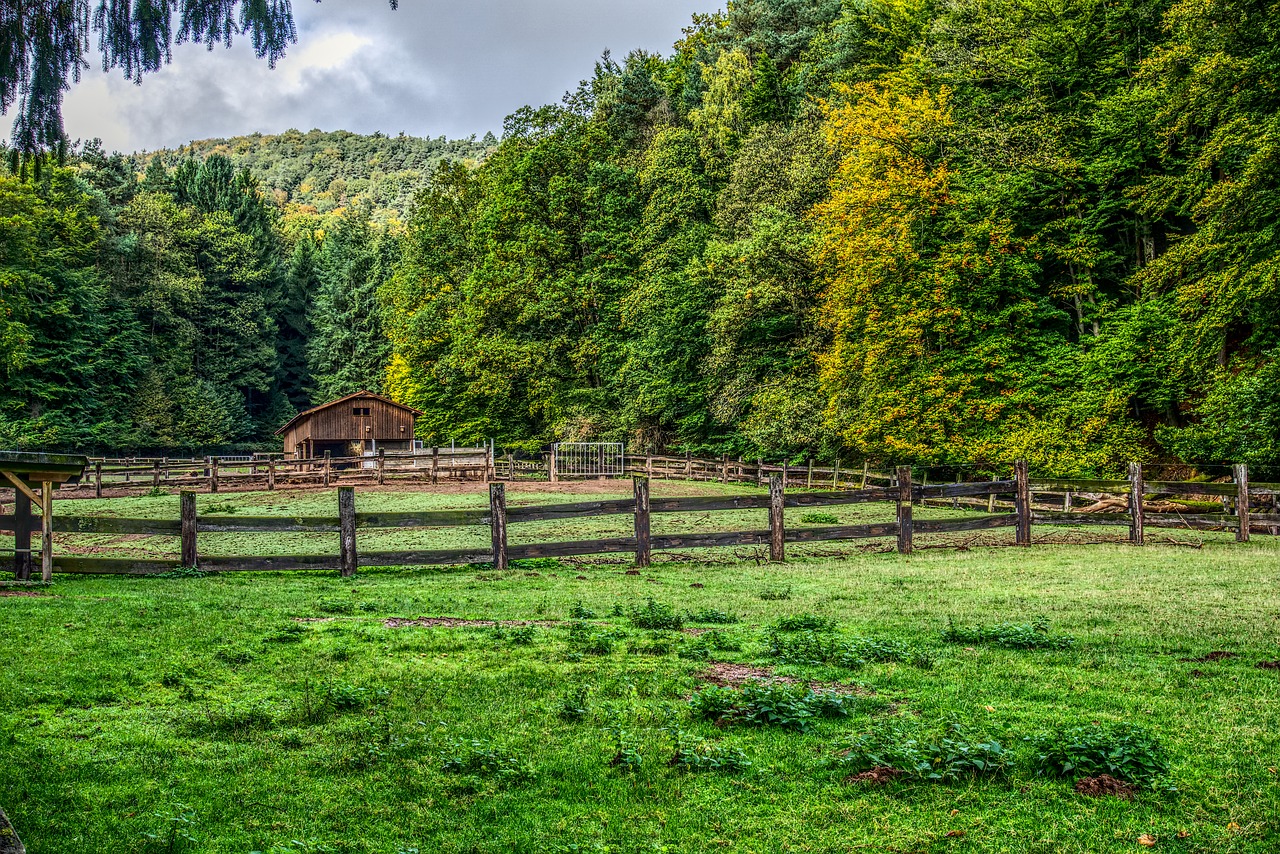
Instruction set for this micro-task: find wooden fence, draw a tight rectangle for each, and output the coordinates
[4,462,1277,578]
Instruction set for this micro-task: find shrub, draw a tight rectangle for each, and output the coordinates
[758,586,792,601]
[685,608,739,624]
[558,685,592,722]
[509,626,537,645]
[800,512,840,524]
[316,596,354,615]
[689,682,851,732]
[774,613,836,632]
[627,598,683,630]
[942,617,1075,650]
[442,738,534,784]
[1025,723,1169,784]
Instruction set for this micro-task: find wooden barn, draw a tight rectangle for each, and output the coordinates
[276,391,422,461]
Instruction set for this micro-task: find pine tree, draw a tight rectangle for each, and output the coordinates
[280,237,319,409]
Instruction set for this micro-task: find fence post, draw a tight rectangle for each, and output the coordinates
[646,455,653,479]
[126,456,132,483]
[1235,463,1250,543]
[377,448,386,486]
[550,445,559,482]
[490,483,508,571]
[987,477,997,513]
[634,476,651,568]
[860,460,869,489]
[807,458,814,489]
[267,458,276,491]
[95,459,103,498]
[769,474,785,563]
[339,486,356,577]
[1014,460,1031,545]
[685,451,692,479]
[1127,462,1145,546]
[782,460,788,490]
[432,446,440,484]
[721,454,729,484]
[210,457,220,493]
[181,491,198,569]
[323,451,331,488]
[832,459,840,490]
[896,465,913,555]
[152,460,161,489]
[756,458,764,487]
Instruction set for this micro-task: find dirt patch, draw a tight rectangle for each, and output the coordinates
[1256,660,1280,670]
[682,627,713,635]
[383,617,566,629]
[1181,651,1238,663]
[1075,774,1136,800]
[694,661,869,694]
[844,767,905,786]
[0,590,45,598]
[292,617,334,623]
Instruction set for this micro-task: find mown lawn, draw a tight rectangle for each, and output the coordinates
[3,488,1278,853]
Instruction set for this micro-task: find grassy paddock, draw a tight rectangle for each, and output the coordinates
[2,485,1278,852]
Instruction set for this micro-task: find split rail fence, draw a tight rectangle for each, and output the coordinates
[3,462,1278,578]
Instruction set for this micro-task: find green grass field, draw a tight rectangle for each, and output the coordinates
[3,484,1278,853]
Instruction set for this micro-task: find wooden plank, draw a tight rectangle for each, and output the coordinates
[919,480,1016,499]
[1129,462,1145,546]
[1033,511,1132,526]
[1028,479,1130,493]
[769,474,784,562]
[1145,480,1240,497]
[634,476,650,568]
[181,492,197,568]
[1015,461,1032,545]
[0,470,39,504]
[490,483,507,571]
[1235,464,1250,543]
[786,522,898,542]
[896,466,913,554]
[339,486,356,578]
[53,516,183,535]
[914,513,1018,534]
[506,499,634,521]
[40,481,52,582]
[1145,514,1243,531]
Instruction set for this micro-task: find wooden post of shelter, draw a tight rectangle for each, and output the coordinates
[489,483,508,571]
[338,486,356,578]
[633,476,651,568]
[769,474,785,563]
[1014,460,1032,545]
[38,481,52,582]
[181,491,198,569]
[1128,462,1145,546]
[1234,464,1250,543]
[896,465,913,555]
[12,483,31,581]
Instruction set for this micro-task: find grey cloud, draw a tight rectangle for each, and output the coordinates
[4,0,708,152]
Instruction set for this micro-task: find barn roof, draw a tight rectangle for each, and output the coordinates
[273,390,423,436]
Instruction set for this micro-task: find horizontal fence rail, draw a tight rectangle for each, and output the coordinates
[3,461,1277,579]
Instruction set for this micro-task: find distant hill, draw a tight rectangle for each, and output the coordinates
[141,129,497,219]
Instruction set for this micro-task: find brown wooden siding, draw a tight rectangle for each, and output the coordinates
[281,395,416,459]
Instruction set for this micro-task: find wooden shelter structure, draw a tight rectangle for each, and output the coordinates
[276,391,422,461]
[0,451,87,582]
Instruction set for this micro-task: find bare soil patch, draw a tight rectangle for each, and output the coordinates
[844,767,905,786]
[0,590,45,598]
[694,661,869,694]
[1181,651,1238,663]
[383,617,566,629]
[1075,774,1137,800]
[1255,660,1280,670]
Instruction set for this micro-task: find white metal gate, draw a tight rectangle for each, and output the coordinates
[553,442,625,478]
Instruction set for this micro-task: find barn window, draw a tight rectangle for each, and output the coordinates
[353,407,370,416]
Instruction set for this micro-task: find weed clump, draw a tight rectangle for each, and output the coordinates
[262,623,307,644]
[669,731,751,773]
[316,596,354,615]
[685,608,739,625]
[569,601,598,619]
[768,631,927,669]
[1026,723,1169,785]
[442,738,534,784]
[558,685,592,722]
[759,586,793,601]
[800,512,839,524]
[942,617,1075,649]
[690,681,851,732]
[774,613,836,632]
[626,598,683,630]
[837,722,1007,781]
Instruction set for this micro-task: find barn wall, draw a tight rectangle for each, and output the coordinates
[281,395,416,459]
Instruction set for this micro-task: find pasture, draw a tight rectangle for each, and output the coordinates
[2,482,1278,853]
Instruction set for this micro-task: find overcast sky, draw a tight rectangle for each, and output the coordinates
[3,0,708,153]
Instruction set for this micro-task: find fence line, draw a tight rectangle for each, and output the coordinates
[3,462,1277,578]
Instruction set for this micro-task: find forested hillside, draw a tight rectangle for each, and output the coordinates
[3,0,1278,476]
[148,130,496,218]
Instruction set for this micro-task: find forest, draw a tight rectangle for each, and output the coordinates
[1,0,1277,477]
